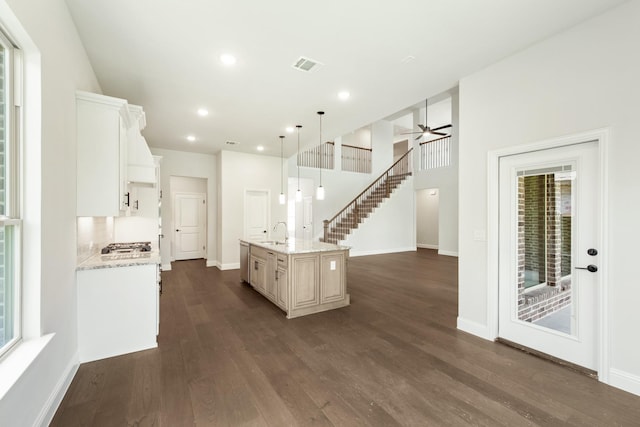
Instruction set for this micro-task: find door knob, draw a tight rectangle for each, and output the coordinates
[176,229,181,232]
[575,264,598,273]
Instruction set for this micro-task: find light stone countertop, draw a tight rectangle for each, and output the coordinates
[77,250,161,271]
[241,238,349,255]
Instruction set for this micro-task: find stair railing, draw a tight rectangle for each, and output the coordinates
[323,148,413,243]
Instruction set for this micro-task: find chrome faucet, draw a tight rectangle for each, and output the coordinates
[273,221,289,243]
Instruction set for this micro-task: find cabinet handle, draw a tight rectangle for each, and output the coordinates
[124,192,130,207]
[275,270,278,281]
[254,260,258,270]
[134,200,139,210]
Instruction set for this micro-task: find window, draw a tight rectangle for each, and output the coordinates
[0,29,21,357]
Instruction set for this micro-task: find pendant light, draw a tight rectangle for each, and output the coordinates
[295,125,302,202]
[316,111,325,200]
[278,135,286,205]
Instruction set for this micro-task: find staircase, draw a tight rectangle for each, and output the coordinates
[322,149,413,244]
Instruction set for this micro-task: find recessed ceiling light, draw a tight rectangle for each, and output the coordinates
[338,91,350,101]
[285,126,294,133]
[220,54,237,66]
[257,145,265,152]
[197,108,209,117]
[187,135,196,142]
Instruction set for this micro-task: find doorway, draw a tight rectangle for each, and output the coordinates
[498,141,600,370]
[416,188,439,250]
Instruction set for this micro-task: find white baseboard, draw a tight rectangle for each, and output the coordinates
[37,352,79,427]
[349,246,416,257]
[457,316,492,341]
[218,262,240,271]
[438,250,459,257]
[417,243,438,250]
[205,259,217,268]
[609,368,640,397]
[161,263,172,271]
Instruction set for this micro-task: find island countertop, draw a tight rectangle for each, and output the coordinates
[240,238,349,255]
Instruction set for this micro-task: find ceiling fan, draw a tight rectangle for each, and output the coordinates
[401,99,451,140]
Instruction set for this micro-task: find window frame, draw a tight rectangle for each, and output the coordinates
[0,27,23,359]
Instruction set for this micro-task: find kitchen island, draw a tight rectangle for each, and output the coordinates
[240,239,350,319]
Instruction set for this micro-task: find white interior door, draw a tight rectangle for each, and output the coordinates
[245,190,269,240]
[174,193,206,260]
[498,141,599,370]
[303,196,313,240]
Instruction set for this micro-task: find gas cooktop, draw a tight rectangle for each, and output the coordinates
[101,242,152,259]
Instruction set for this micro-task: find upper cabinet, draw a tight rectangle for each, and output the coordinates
[76,92,157,217]
[76,91,130,217]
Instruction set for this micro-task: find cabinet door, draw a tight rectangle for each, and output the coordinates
[276,266,288,309]
[291,254,319,309]
[76,91,129,216]
[250,255,266,292]
[265,252,277,300]
[321,252,346,303]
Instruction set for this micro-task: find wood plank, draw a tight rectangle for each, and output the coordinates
[51,253,640,426]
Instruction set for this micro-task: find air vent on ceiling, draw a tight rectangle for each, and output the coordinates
[292,56,323,73]
[225,140,239,146]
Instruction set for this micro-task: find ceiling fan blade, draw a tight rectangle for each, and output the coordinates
[415,135,423,141]
[431,124,452,131]
[430,131,448,136]
[400,131,426,135]
[417,124,427,132]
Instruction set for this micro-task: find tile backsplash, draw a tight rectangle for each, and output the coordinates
[77,216,114,264]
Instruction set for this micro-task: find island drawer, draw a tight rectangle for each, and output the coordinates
[276,254,288,268]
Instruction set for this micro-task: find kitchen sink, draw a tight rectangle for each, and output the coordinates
[260,240,286,245]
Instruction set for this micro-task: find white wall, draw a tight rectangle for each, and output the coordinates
[218,150,286,269]
[344,177,416,256]
[416,188,439,249]
[413,89,459,256]
[0,0,102,425]
[150,148,216,270]
[289,119,398,242]
[458,0,640,395]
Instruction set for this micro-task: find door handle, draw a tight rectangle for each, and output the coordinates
[575,264,598,273]
[176,229,181,232]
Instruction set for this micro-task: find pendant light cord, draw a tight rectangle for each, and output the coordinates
[318,111,324,186]
[279,135,284,194]
[296,125,302,191]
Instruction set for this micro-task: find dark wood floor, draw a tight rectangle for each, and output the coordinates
[52,249,640,426]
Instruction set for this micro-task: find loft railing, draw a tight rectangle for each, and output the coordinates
[420,135,451,170]
[341,144,372,174]
[297,141,335,169]
[323,148,413,242]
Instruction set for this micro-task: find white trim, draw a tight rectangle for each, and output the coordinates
[349,246,416,257]
[437,250,458,257]
[0,333,53,400]
[205,259,217,268]
[486,127,610,379]
[417,243,438,250]
[609,368,640,397]
[456,317,492,340]
[36,352,79,427]
[161,263,172,271]
[218,262,240,271]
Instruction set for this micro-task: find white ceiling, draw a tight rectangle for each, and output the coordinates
[64,0,626,157]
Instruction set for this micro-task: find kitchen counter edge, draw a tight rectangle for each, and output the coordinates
[240,238,349,255]
[77,250,161,271]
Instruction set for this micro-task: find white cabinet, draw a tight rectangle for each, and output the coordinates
[77,264,158,363]
[76,91,131,216]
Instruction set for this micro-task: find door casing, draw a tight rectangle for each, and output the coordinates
[486,128,610,383]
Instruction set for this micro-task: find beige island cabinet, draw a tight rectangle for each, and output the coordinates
[240,239,350,319]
